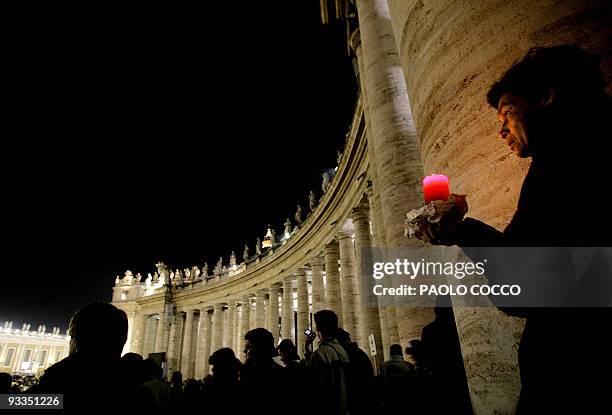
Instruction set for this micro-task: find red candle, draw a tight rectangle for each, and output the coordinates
[422,174,450,204]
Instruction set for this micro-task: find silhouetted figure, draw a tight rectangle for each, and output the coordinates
[202,347,243,414]
[336,328,376,415]
[143,358,171,415]
[422,45,612,414]
[121,352,147,386]
[28,302,155,413]
[169,371,183,412]
[182,378,202,412]
[421,297,473,414]
[241,328,287,407]
[277,339,307,414]
[0,372,15,393]
[379,344,413,413]
[304,310,350,415]
[405,340,434,414]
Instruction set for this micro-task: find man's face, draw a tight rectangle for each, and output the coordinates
[244,339,252,360]
[496,93,533,158]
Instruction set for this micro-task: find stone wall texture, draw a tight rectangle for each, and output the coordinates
[387,1,611,413]
[388,0,611,229]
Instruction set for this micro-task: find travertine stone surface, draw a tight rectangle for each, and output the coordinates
[384,2,611,413]
[130,313,147,356]
[210,303,224,354]
[180,309,196,378]
[143,315,158,357]
[281,278,295,341]
[310,256,326,313]
[351,203,383,363]
[355,0,434,353]
[296,269,310,356]
[225,303,236,352]
[195,308,211,378]
[255,290,266,329]
[239,296,251,361]
[338,231,358,343]
[268,284,280,345]
[166,312,184,375]
[323,240,343,325]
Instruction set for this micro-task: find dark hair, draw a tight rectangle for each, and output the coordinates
[209,347,240,368]
[68,302,128,355]
[336,328,351,345]
[143,358,163,379]
[389,344,403,356]
[277,339,299,360]
[313,309,338,336]
[244,328,276,359]
[121,352,143,362]
[487,45,605,109]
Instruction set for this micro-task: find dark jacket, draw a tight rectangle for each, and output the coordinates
[29,353,155,414]
[450,99,612,413]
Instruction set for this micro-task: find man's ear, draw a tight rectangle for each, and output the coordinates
[540,88,556,107]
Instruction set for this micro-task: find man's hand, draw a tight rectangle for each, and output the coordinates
[415,194,468,245]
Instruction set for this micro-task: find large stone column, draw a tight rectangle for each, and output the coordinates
[225,302,236,351]
[238,295,251,361]
[210,303,224,354]
[143,315,158,358]
[166,312,184,375]
[323,240,343,324]
[355,0,434,353]
[281,277,295,341]
[180,309,196,378]
[268,284,280,344]
[255,289,266,329]
[154,313,169,353]
[309,256,325,313]
[194,308,212,379]
[338,231,358,343]
[296,268,310,356]
[351,202,384,363]
[130,313,147,356]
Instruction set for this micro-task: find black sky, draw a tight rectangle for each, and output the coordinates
[2,2,357,330]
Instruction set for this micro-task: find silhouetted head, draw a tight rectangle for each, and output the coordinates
[389,344,403,357]
[405,340,426,364]
[277,339,299,363]
[0,372,12,393]
[336,328,351,346]
[487,46,606,158]
[313,309,338,340]
[68,302,128,358]
[143,358,163,380]
[208,347,241,381]
[171,371,182,386]
[121,352,143,362]
[244,328,276,362]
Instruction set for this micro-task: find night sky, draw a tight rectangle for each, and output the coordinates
[3,2,357,330]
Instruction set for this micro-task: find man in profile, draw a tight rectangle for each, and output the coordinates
[30,302,154,413]
[304,309,350,415]
[419,46,612,413]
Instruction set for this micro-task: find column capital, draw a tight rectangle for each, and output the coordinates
[337,230,353,240]
[324,239,340,254]
[213,303,225,311]
[268,283,281,292]
[294,267,307,277]
[351,204,370,224]
[309,255,325,267]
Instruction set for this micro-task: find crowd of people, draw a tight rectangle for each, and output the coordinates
[0,301,472,414]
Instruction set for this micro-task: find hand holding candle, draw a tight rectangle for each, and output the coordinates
[422,174,450,204]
